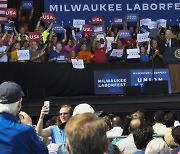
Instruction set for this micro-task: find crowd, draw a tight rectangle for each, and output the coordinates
[0,6,180,63]
[0,81,180,154]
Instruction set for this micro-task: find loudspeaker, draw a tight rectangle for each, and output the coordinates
[124,86,141,96]
[144,81,168,95]
[27,88,45,99]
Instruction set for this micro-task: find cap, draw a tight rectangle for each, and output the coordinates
[72,103,103,116]
[0,81,24,104]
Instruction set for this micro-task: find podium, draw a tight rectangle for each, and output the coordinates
[163,48,180,93]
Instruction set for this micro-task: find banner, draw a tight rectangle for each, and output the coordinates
[28,32,40,42]
[5,8,17,18]
[42,13,54,22]
[71,59,84,69]
[22,1,33,10]
[91,16,104,24]
[131,69,171,93]
[92,25,105,34]
[4,22,13,34]
[127,49,140,59]
[137,33,150,42]
[118,30,131,39]
[110,49,124,58]
[44,0,180,27]
[94,68,171,94]
[73,19,85,29]
[17,50,30,61]
[53,24,64,33]
[82,25,92,34]
[94,70,130,94]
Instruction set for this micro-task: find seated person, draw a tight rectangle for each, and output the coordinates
[49,42,67,63]
[78,44,93,63]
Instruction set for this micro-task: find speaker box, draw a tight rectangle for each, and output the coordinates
[144,81,168,95]
[124,86,141,96]
[27,88,45,99]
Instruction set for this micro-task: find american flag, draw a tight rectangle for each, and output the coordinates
[0,0,7,24]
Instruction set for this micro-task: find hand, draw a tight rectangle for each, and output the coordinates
[19,111,33,126]
[39,17,42,21]
[53,57,57,61]
[155,50,159,55]
[40,105,49,117]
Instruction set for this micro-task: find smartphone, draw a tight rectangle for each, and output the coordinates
[44,101,50,114]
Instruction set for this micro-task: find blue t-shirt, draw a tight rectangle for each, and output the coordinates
[49,50,67,63]
[49,125,66,144]
[133,150,145,154]
[140,53,149,62]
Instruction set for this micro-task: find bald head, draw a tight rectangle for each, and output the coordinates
[165,30,172,39]
[112,116,122,127]
[129,119,141,133]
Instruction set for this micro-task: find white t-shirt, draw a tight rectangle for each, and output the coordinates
[0,45,8,62]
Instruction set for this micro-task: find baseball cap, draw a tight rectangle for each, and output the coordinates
[72,103,103,116]
[0,81,24,104]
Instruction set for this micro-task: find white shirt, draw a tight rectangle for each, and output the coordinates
[174,120,180,127]
[0,45,8,62]
[152,123,167,135]
[106,126,123,138]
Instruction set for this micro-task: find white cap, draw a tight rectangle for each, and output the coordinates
[73,103,95,116]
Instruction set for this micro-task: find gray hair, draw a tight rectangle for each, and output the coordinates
[0,101,19,114]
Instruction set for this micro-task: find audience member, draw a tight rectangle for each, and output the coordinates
[171,126,180,154]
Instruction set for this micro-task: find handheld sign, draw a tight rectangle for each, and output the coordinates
[53,24,64,34]
[73,19,85,29]
[71,59,84,69]
[140,18,152,27]
[5,8,17,18]
[110,49,124,58]
[118,30,131,39]
[22,1,33,10]
[42,13,54,22]
[140,26,150,33]
[82,25,92,34]
[113,17,123,25]
[91,16,103,25]
[126,14,138,22]
[127,49,140,59]
[148,21,157,29]
[75,31,83,40]
[28,32,40,42]
[137,33,150,43]
[92,25,105,34]
[4,22,13,34]
[17,50,30,61]
[157,19,167,28]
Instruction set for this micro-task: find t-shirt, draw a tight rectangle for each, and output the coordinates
[140,53,149,62]
[0,45,8,62]
[94,47,106,63]
[49,125,66,144]
[49,50,67,63]
[78,51,93,63]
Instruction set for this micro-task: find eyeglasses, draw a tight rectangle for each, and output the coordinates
[60,112,70,116]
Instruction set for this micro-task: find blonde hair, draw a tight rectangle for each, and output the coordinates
[0,101,19,114]
[65,112,108,154]
[145,138,170,154]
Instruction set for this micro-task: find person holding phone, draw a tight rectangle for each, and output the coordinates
[36,104,73,144]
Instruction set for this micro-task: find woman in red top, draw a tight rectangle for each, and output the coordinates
[92,33,107,63]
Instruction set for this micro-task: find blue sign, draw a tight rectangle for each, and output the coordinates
[131,69,171,93]
[53,24,64,34]
[22,1,33,10]
[92,25,105,34]
[126,14,138,22]
[118,30,131,39]
[44,0,180,27]
[94,70,131,94]
[4,23,13,34]
[94,68,171,95]
[113,17,123,25]
[75,31,83,40]
[140,25,150,33]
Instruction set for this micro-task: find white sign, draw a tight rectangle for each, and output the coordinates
[110,49,123,58]
[17,50,30,60]
[96,34,104,40]
[140,18,152,26]
[148,21,157,29]
[106,37,114,53]
[137,33,150,42]
[71,59,84,69]
[157,19,167,28]
[127,49,140,59]
[73,19,85,29]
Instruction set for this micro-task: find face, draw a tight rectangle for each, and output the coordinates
[140,46,146,54]
[52,36,58,44]
[165,30,172,39]
[59,107,71,123]
[152,40,157,48]
[31,42,38,49]
[71,51,76,57]
[117,39,122,47]
[129,27,134,33]
[15,43,21,50]
[19,27,25,34]
[81,44,87,51]
[110,31,115,37]
[67,40,72,46]
[96,41,101,49]
[56,43,62,51]
[39,26,44,34]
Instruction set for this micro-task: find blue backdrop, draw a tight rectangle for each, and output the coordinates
[44,0,180,27]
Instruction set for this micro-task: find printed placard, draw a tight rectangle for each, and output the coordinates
[42,12,54,22]
[137,33,150,43]
[53,24,64,33]
[140,18,152,26]
[113,17,123,25]
[73,19,85,29]
[126,14,138,22]
[127,49,140,59]
[75,31,83,40]
[17,50,30,60]
[91,16,103,25]
[28,32,40,42]
[4,22,13,34]
[92,25,105,34]
[82,25,92,34]
[22,1,33,10]
[148,21,157,29]
[157,19,167,28]
[5,8,17,18]
[110,49,124,58]
[71,59,84,69]
[118,30,131,39]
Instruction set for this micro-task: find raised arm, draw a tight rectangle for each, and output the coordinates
[114,32,120,42]
[28,7,34,21]
[62,28,67,43]
[18,6,22,22]
[92,34,97,50]
[35,17,42,31]
[123,19,128,30]
[107,23,113,36]
[104,33,107,49]
[46,21,54,32]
